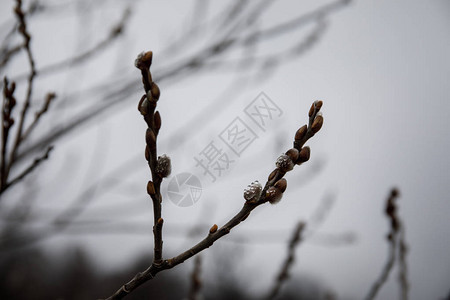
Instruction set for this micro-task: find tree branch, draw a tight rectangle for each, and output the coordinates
[104,53,324,298]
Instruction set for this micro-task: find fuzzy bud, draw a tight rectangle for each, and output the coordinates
[243,180,262,202]
[276,154,294,172]
[285,148,299,163]
[209,224,218,234]
[295,125,307,141]
[266,186,283,204]
[135,51,153,69]
[156,154,171,178]
[274,178,287,193]
[296,146,310,164]
[311,112,323,134]
[157,218,164,225]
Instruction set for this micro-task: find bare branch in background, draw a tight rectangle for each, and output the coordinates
[365,188,409,300]
[0,1,55,196]
[188,255,202,300]
[267,221,306,300]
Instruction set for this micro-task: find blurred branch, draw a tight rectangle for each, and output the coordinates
[365,188,409,300]
[188,255,202,300]
[2,145,52,193]
[11,7,131,83]
[267,222,305,300]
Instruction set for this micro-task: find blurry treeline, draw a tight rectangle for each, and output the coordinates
[0,246,332,300]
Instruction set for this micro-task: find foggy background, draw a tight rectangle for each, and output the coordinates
[1,0,449,299]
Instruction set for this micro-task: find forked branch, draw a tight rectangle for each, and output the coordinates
[105,51,324,299]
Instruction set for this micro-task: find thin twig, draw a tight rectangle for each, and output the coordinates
[21,92,56,142]
[1,77,16,191]
[188,255,202,300]
[11,7,131,84]
[365,188,401,300]
[2,146,53,193]
[398,220,409,300]
[267,222,306,300]
[6,0,37,180]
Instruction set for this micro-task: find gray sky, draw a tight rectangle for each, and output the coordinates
[1,0,449,299]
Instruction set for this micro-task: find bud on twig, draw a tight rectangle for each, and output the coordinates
[243,181,262,203]
[145,145,150,161]
[274,178,287,193]
[154,111,161,131]
[311,112,323,134]
[151,83,160,100]
[295,125,307,141]
[147,181,155,195]
[285,148,299,163]
[276,154,294,172]
[296,146,310,164]
[266,186,283,204]
[156,154,171,178]
[209,224,218,234]
[135,51,153,69]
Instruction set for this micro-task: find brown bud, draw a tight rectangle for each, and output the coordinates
[154,111,161,130]
[145,145,150,161]
[285,148,299,163]
[274,178,287,193]
[147,181,155,195]
[209,224,218,234]
[142,51,153,65]
[308,102,315,117]
[296,146,310,164]
[295,125,307,141]
[146,129,156,149]
[151,83,160,100]
[157,217,164,225]
[146,90,157,106]
[268,169,278,181]
[266,186,283,204]
[135,51,153,69]
[138,95,147,114]
[311,113,323,134]
[315,100,323,111]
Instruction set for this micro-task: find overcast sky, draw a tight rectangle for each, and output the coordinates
[1,0,449,299]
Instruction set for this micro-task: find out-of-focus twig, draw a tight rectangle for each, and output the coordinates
[11,7,131,83]
[267,222,305,300]
[188,255,202,300]
[365,188,409,300]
